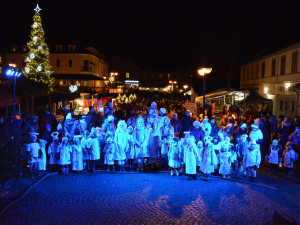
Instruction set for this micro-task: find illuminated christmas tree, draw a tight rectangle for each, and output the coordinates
[24,4,53,90]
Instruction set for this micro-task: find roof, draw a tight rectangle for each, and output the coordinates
[52,74,104,81]
[195,88,241,100]
[245,90,272,103]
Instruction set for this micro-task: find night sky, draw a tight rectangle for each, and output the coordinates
[1,0,300,90]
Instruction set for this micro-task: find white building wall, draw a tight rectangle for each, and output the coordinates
[240,43,300,118]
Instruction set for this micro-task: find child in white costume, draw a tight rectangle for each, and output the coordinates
[184,136,200,180]
[27,133,40,176]
[266,139,282,175]
[58,137,72,174]
[126,126,135,172]
[48,132,60,172]
[236,134,249,176]
[168,138,181,176]
[104,137,115,172]
[283,142,296,176]
[114,120,129,172]
[72,137,83,171]
[148,122,161,165]
[38,139,47,172]
[87,128,101,173]
[243,140,261,182]
[200,139,217,181]
[81,130,90,170]
[196,141,204,174]
[219,143,233,178]
[160,135,171,171]
[134,117,147,171]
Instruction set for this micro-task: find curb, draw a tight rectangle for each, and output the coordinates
[0,172,58,216]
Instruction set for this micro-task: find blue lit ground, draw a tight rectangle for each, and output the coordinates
[0,171,300,224]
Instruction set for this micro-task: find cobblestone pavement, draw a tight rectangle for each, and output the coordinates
[0,171,299,225]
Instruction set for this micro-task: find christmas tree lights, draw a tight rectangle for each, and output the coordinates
[23,4,53,90]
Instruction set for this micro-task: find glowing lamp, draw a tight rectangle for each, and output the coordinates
[198,68,212,76]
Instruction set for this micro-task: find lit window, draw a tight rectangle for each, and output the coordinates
[0,67,2,74]
[84,81,88,86]
[59,80,63,85]
[126,73,130,78]
[0,56,2,63]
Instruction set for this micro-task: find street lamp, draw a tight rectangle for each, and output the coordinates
[169,80,177,92]
[110,72,118,89]
[183,85,188,100]
[6,64,22,128]
[198,67,212,117]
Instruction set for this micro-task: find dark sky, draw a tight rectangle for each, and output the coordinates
[1,0,300,90]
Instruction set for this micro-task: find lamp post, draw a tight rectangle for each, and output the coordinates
[169,80,177,92]
[183,85,188,100]
[6,64,22,128]
[197,67,212,117]
[110,72,118,89]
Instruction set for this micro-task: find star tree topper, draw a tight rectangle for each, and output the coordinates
[34,4,42,13]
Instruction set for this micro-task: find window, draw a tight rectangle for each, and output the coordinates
[279,87,284,92]
[57,59,60,67]
[271,58,276,76]
[292,51,298,73]
[69,59,72,68]
[250,65,254,79]
[59,80,63,85]
[280,55,286,75]
[242,67,245,80]
[168,74,171,79]
[280,100,283,110]
[292,101,295,113]
[63,81,66,86]
[285,101,288,111]
[84,81,88,86]
[255,63,259,78]
[0,56,2,63]
[261,62,265,78]
[11,59,15,63]
[159,73,163,79]
[247,67,250,80]
[126,73,129,79]
[68,45,76,52]
[56,45,62,52]
[0,67,2,74]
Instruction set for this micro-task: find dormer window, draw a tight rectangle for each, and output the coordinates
[10,45,18,52]
[68,45,76,52]
[56,45,63,52]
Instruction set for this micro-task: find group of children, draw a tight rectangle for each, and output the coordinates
[25,112,297,182]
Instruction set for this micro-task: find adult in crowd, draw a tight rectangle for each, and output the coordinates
[278,117,294,150]
[181,110,193,138]
[170,113,182,136]
[209,117,218,138]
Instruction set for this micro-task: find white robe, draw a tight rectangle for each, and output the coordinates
[184,143,200,175]
[72,145,83,170]
[200,145,217,174]
[38,146,47,170]
[48,142,59,165]
[27,142,40,163]
[87,137,100,160]
[219,151,232,175]
[58,144,72,165]
[114,129,129,161]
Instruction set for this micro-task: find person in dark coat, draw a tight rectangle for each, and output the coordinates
[209,117,218,138]
[278,117,294,150]
[181,110,193,138]
[259,119,270,165]
[189,120,204,143]
[170,113,182,135]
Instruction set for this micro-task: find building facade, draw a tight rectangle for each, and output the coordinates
[240,42,300,118]
[2,44,109,92]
